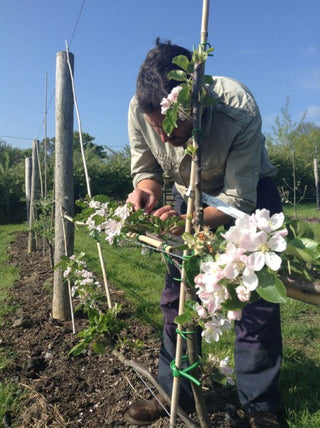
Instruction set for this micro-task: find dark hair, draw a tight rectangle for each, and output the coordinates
[136,38,192,113]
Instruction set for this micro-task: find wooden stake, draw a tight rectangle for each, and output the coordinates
[25,157,32,226]
[65,42,113,310]
[170,2,211,427]
[28,140,40,253]
[53,51,75,320]
[60,206,76,333]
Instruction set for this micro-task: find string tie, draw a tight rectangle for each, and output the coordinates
[176,327,195,341]
[170,356,201,386]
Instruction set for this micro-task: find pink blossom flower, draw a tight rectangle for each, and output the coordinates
[227,310,242,321]
[235,285,251,302]
[160,86,183,114]
[196,304,208,319]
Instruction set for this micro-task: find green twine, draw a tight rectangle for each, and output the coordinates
[201,42,212,49]
[170,356,201,386]
[162,249,173,265]
[176,327,195,341]
[192,128,204,139]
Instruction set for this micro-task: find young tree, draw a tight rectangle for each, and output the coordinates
[267,98,309,216]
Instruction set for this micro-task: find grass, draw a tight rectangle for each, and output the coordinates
[280,299,320,427]
[74,230,166,335]
[283,202,320,241]
[0,223,26,424]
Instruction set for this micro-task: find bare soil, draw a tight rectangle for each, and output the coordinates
[1,232,249,427]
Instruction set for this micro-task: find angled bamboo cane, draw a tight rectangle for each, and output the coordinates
[65,43,112,310]
[170,1,211,427]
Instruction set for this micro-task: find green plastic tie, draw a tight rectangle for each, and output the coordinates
[170,356,201,386]
[192,128,204,138]
[162,249,173,265]
[201,42,213,56]
[173,277,182,282]
[201,42,212,49]
[176,327,195,340]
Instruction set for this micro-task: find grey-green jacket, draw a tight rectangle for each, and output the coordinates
[128,76,276,214]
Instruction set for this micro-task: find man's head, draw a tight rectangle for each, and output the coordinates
[136,38,192,114]
[136,38,193,146]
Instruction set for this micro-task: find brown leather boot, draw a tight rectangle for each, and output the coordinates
[249,412,281,428]
[125,398,168,425]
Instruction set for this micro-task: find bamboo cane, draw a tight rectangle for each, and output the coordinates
[170,1,211,427]
[60,206,76,334]
[65,43,112,310]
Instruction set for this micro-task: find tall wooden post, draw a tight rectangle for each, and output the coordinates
[25,157,32,226]
[53,51,74,320]
[28,140,40,253]
[314,156,320,210]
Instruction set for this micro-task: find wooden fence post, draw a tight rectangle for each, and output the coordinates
[28,140,40,253]
[53,51,75,320]
[314,157,319,210]
[25,157,32,226]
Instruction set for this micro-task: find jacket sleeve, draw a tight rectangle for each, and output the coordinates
[217,112,263,213]
[128,98,164,188]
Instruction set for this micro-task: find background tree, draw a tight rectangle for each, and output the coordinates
[266,98,319,215]
[0,140,27,223]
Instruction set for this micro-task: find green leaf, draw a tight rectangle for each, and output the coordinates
[177,84,191,107]
[212,371,228,386]
[172,55,190,72]
[167,69,188,82]
[69,340,87,356]
[162,103,179,136]
[92,342,106,354]
[286,239,320,264]
[287,219,315,240]
[201,93,216,107]
[175,312,193,326]
[183,255,201,289]
[256,271,287,303]
[203,75,214,85]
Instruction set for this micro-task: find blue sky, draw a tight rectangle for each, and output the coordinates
[1,0,319,151]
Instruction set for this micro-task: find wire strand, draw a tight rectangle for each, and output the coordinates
[69,0,86,48]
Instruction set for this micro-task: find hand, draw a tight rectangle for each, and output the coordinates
[126,188,158,214]
[152,205,185,235]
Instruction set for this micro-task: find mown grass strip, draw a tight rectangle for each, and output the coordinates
[0,224,27,423]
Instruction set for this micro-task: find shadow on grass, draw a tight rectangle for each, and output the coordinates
[279,350,320,426]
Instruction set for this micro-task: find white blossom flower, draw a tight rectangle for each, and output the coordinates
[201,316,231,343]
[219,356,235,385]
[63,267,72,278]
[254,209,285,233]
[114,204,131,221]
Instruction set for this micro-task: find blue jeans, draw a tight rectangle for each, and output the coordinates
[158,177,283,414]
